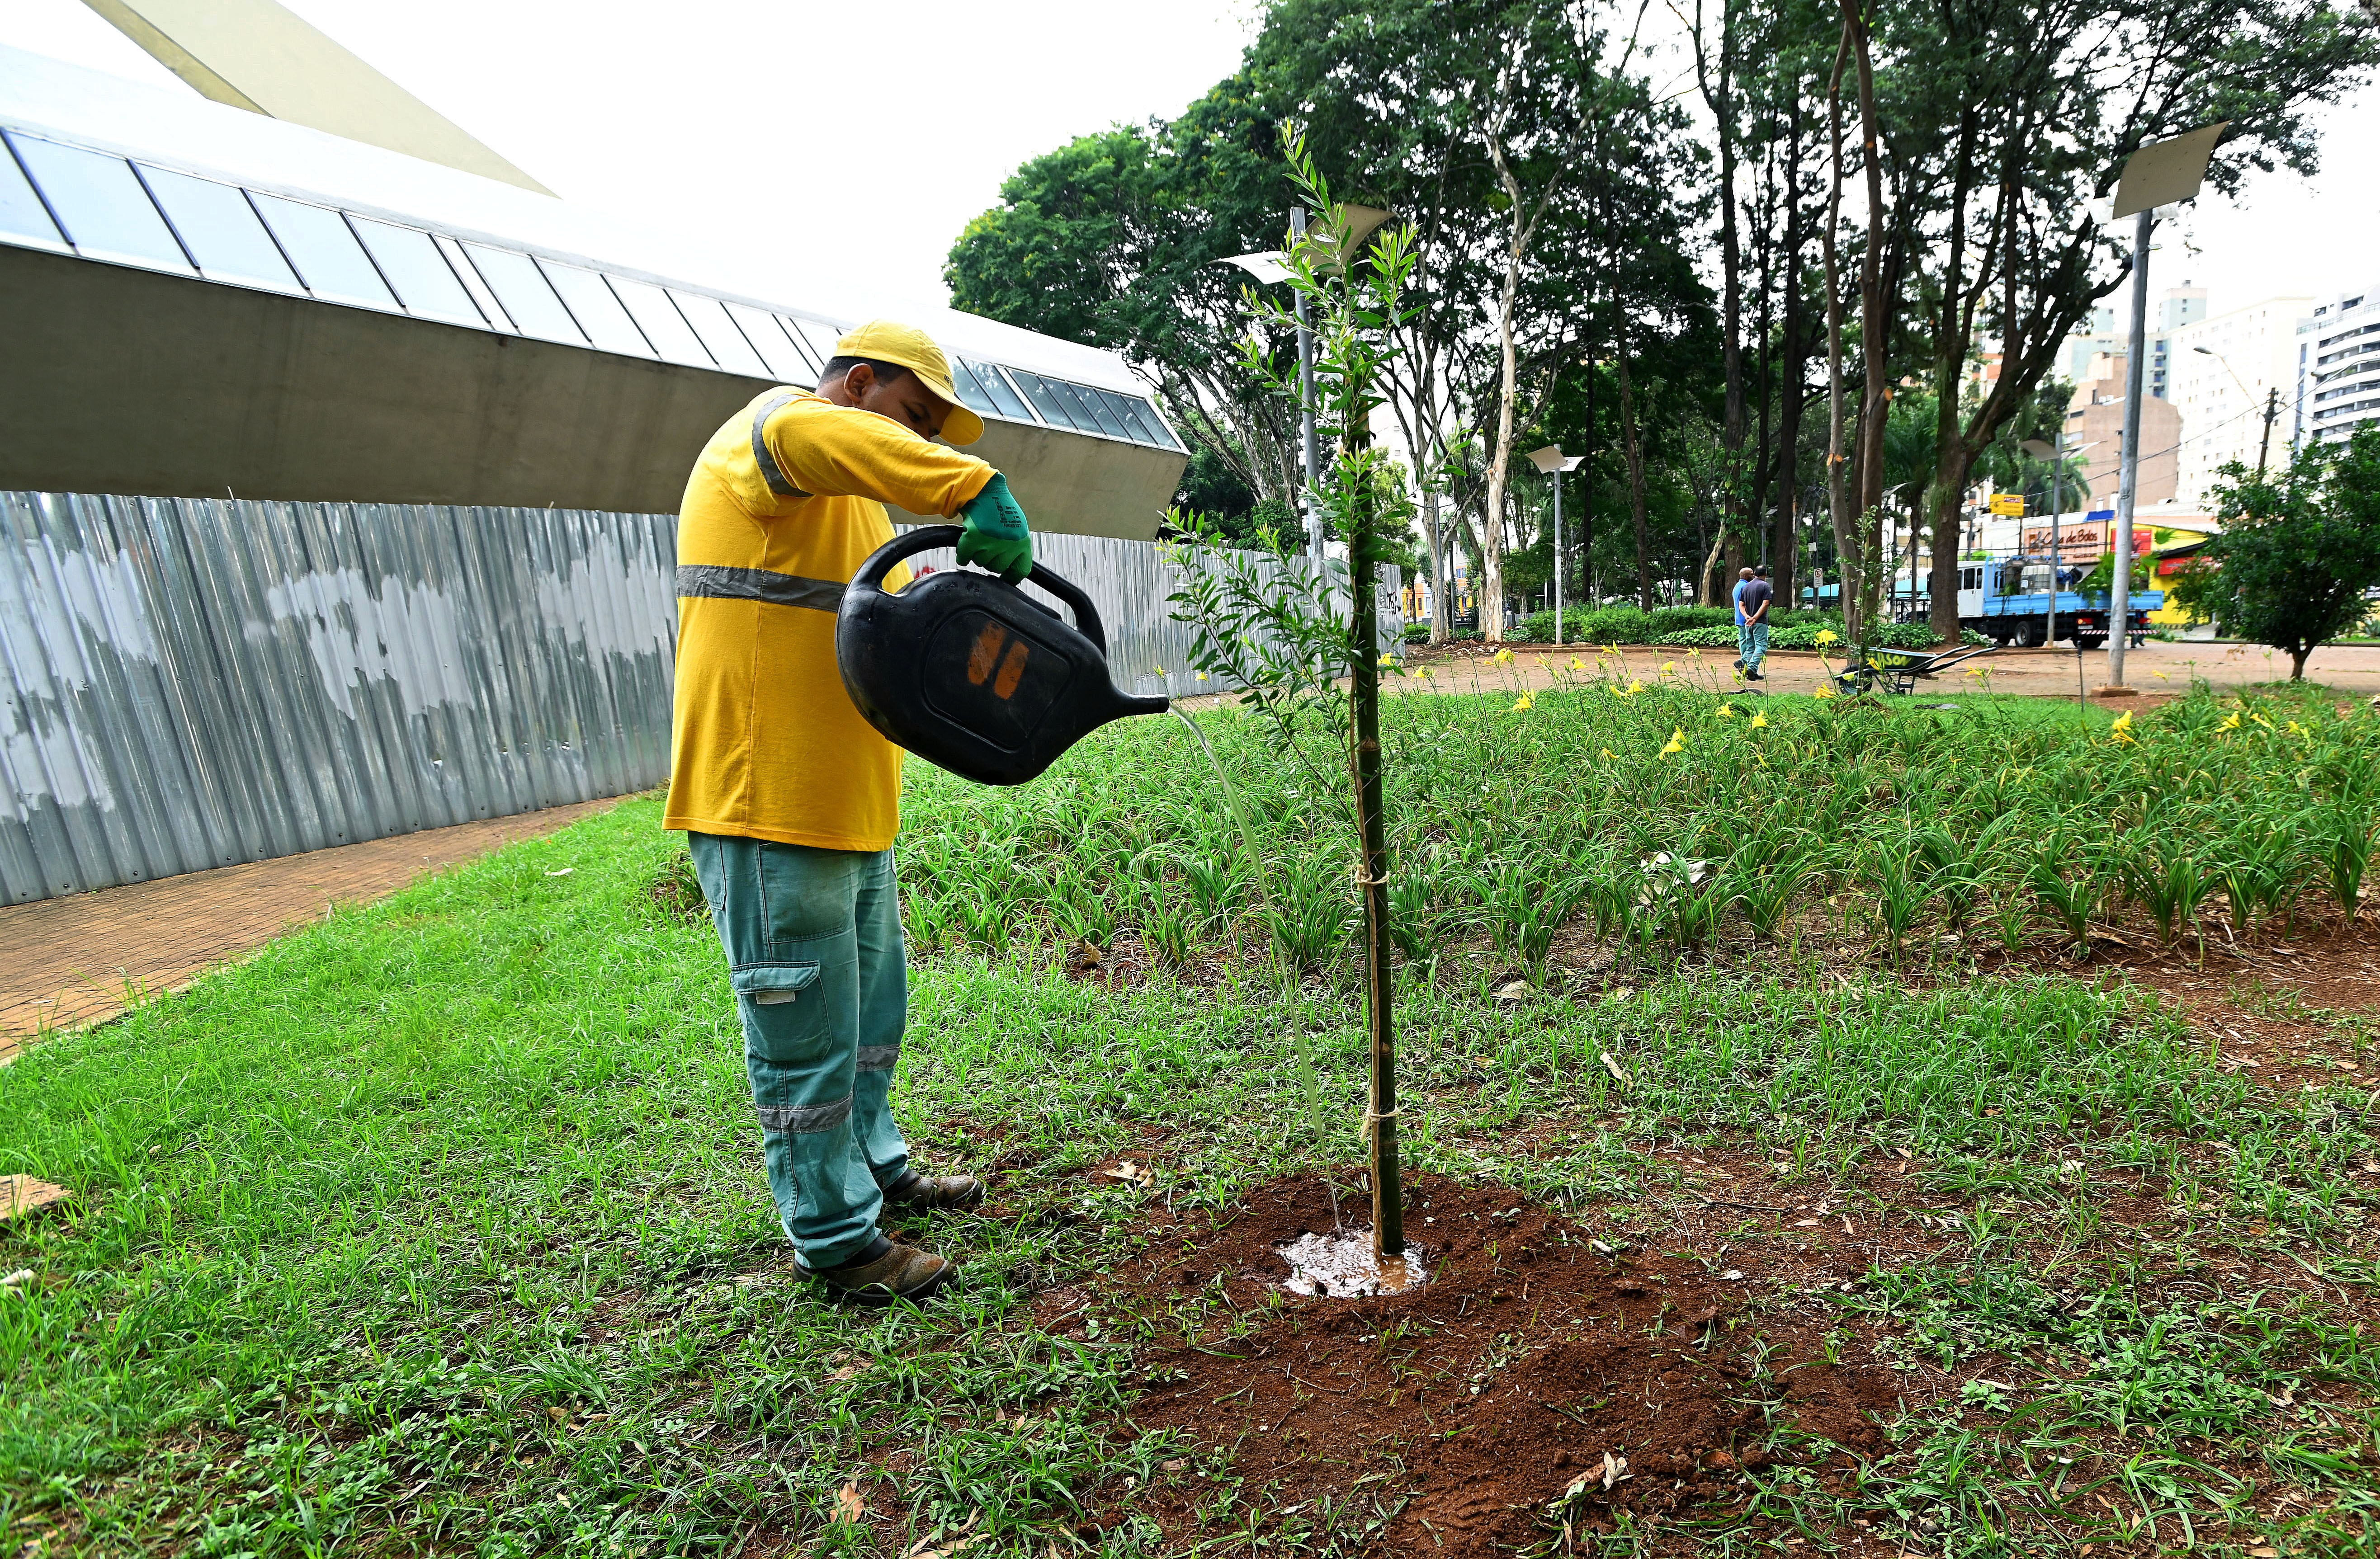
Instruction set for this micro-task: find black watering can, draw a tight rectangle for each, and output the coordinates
[836,526,1170,786]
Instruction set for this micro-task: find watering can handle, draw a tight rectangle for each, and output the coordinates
[854,525,1109,657]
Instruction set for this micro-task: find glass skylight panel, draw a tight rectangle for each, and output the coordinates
[1009,369,1088,432]
[7,134,190,273]
[349,217,481,325]
[609,277,712,366]
[958,359,1032,422]
[0,138,64,250]
[249,195,395,308]
[724,302,812,382]
[788,316,846,368]
[136,167,299,292]
[538,262,651,356]
[1063,380,1133,439]
[945,361,999,417]
[771,316,823,375]
[1100,388,1175,447]
[462,243,582,344]
[671,291,767,377]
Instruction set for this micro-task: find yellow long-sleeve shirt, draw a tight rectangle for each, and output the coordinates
[665,389,995,851]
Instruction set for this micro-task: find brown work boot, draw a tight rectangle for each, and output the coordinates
[797,1235,954,1307]
[881,1168,985,1210]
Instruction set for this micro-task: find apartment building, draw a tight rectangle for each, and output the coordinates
[2063,284,2207,400]
[2296,288,2380,451]
[2169,295,2312,504]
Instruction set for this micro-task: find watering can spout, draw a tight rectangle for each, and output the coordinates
[836,526,1170,787]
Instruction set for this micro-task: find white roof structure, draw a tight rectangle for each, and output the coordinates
[0,45,1183,537]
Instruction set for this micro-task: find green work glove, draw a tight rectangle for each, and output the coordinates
[956,472,1034,583]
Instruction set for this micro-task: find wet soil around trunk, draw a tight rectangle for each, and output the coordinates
[1100,1172,1902,1556]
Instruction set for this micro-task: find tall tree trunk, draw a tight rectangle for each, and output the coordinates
[1772,94,1810,617]
[1823,24,1859,640]
[1694,0,1748,613]
[1423,486,1450,644]
[1479,104,1543,645]
[1616,345,1655,612]
[1845,0,1889,641]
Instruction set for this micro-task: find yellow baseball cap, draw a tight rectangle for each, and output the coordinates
[832,320,985,446]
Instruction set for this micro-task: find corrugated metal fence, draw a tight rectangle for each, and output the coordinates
[1,491,676,905]
[1,492,1397,906]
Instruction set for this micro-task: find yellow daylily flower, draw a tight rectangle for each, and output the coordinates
[1512,693,1534,711]
[1660,660,1677,674]
[2152,670,2169,681]
[2219,711,2241,732]
[1493,648,1515,665]
[1717,702,1736,718]
[1750,711,1769,729]
[1416,667,1432,680]
[1626,678,1646,695]
[1815,629,1840,646]
[1813,684,1836,700]
[1568,657,1587,671]
[2110,710,2136,744]
[1195,671,1208,681]
[1379,653,1397,665]
[1659,726,1686,757]
[2288,719,2309,737]
[1600,747,1619,760]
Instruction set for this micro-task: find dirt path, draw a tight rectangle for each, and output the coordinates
[1402,638,2380,702]
[0,798,622,1052]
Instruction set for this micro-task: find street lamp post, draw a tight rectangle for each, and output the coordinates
[2192,344,2282,480]
[2105,122,2227,686]
[1529,446,1586,645]
[1220,204,1394,564]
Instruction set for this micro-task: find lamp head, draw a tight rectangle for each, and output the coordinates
[1527,445,1567,474]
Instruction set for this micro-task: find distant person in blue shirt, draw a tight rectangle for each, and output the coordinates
[1732,568,1753,670]
[1738,566,1773,682]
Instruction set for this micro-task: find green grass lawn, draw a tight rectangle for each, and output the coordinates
[4,683,2377,1556]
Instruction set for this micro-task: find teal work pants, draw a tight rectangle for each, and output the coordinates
[687,833,911,1267]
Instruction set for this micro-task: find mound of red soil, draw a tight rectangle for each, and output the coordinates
[1106,1172,1896,1556]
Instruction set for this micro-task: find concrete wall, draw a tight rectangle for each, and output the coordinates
[0,246,1184,540]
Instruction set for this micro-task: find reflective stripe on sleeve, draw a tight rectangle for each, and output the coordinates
[751,391,809,496]
[676,564,842,612]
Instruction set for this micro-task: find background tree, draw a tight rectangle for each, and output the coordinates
[2170,426,2380,681]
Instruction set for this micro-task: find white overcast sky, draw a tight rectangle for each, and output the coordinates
[2,0,2375,322]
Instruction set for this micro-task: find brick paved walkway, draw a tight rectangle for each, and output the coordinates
[0,799,622,1053]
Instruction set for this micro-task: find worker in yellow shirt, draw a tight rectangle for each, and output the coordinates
[667,321,1032,1306]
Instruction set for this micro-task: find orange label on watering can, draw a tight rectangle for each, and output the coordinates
[965,622,1032,701]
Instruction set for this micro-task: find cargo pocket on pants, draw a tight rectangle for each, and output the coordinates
[733,961,821,1007]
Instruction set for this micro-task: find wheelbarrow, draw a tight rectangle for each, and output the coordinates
[1828,639,1998,697]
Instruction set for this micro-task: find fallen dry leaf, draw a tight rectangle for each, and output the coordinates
[1599,1052,1632,1087]
[832,1482,864,1525]
[0,1177,69,1221]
